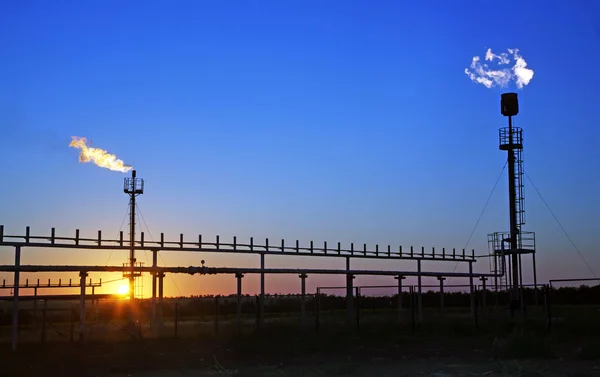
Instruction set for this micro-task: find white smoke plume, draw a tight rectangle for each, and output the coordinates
[465,48,534,89]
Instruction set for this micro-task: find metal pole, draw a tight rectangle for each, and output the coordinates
[346,257,354,326]
[236,273,243,334]
[33,287,38,332]
[214,296,219,335]
[469,261,475,320]
[315,287,320,331]
[519,253,524,312]
[438,277,445,317]
[299,273,307,331]
[174,300,179,338]
[158,272,164,330]
[494,254,499,309]
[533,252,538,306]
[395,275,405,322]
[417,260,422,322]
[152,250,157,331]
[12,246,21,351]
[355,286,360,330]
[480,277,488,316]
[410,286,416,333]
[129,170,137,302]
[260,253,265,329]
[507,115,520,308]
[41,299,47,344]
[79,271,87,342]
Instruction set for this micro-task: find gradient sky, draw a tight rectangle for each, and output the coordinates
[1,0,599,298]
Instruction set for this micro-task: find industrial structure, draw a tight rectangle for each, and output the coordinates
[123,169,144,301]
[0,93,543,350]
[487,93,537,314]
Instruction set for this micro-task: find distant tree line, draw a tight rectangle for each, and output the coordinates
[0,285,596,325]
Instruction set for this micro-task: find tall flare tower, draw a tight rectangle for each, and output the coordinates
[123,169,144,300]
[488,93,537,314]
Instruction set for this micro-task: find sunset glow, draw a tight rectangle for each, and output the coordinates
[117,284,129,295]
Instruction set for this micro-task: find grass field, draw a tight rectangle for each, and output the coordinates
[1,322,599,376]
[1,299,599,376]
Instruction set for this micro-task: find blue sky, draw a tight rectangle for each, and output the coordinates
[1,0,599,297]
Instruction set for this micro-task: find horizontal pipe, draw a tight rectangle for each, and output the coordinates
[0,282,101,289]
[0,264,498,278]
[0,293,115,301]
[549,278,600,283]
[0,241,475,262]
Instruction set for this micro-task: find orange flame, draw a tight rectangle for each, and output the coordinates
[69,136,133,173]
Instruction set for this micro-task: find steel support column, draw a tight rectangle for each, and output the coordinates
[151,250,157,331]
[79,271,87,341]
[236,273,244,333]
[395,275,405,322]
[299,273,307,331]
[438,276,446,316]
[12,246,21,351]
[346,257,354,326]
[260,253,265,329]
[417,260,423,322]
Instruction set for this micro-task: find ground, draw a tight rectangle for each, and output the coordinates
[1,325,599,377]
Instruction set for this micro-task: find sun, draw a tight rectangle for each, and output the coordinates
[117,284,129,295]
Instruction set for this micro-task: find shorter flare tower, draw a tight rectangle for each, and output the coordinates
[123,169,144,301]
[488,93,537,313]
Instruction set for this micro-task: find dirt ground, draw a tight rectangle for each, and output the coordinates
[108,360,600,377]
[1,328,599,377]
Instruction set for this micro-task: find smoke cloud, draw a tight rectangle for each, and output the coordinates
[69,136,133,173]
[465,48,534,89]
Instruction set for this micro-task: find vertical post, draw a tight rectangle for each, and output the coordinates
[469,261,475,320]
[236,273,243,334]
[494,253,499,310]
[438,276,446,317]
[299,273,307,331]
[33,287,38,332]
[79,271,87,342]
[355,287,360,330]
[545,284,552,334]
[260,253,265,329]
[417,260,422,322]
[480,277,488,316]
[128,171,137,303]
[152,250,158,332]
[255,295,260,329]
[533,252,538,306]
[410,286,416,333]
[69,307,74,342]
[394,275,405,322]
[158,272,165,331]
[519,253,525,313]
[214,296,219,335]
[174,300,179,338]
[315,288,321,331]
[12,246,21,351]
[500,100,521,310]
[345,257,354,326]
[41,299,47,344]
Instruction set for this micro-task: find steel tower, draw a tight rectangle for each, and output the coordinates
[488,93,537,314]
[123,170,144,301]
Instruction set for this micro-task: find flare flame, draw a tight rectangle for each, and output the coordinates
[69,136,133,173]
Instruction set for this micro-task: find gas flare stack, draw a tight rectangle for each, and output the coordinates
[123,169,144,300]
[487,93,537,315]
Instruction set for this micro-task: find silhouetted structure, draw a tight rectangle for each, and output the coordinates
[487,93,537,314]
